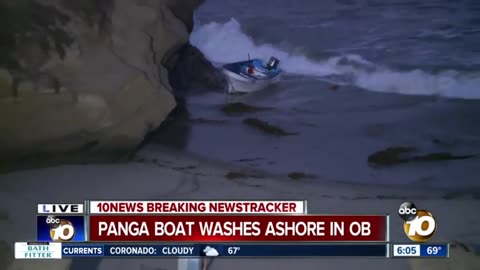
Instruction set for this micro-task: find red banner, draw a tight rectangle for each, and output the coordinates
[89,215,387,242]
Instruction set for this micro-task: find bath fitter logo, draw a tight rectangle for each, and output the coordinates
[398,202,437,242]
[15,242,62,259]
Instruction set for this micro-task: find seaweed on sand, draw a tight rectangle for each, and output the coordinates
[225,170,264,179]
[368,146,476,166]
[288,172,316,180]
[243,117,297,136]
[221,102,271,115]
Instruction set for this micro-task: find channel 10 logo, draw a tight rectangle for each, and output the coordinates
[398,202,437,242]
[46,215,76,241]
[37,215,85,242]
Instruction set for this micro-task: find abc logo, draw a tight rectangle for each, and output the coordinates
[398,202,437,242]
[46,215,76,241]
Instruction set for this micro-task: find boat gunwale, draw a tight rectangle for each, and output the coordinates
[222,60,281,81]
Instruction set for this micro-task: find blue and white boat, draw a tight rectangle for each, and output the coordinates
[222,56,281,94]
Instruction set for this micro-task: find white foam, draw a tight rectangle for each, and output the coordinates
[190,19,340,77]
[416,29,461,40]
[355,69,480,98]
[191,18,480,99]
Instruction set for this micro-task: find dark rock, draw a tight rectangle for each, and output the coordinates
[173,165,197,170]
[225,171,248,179]
[288,172,316,180]
[189,118,227,124]
[243,118,298,136]
[1,0,205,172]
[162,1,224,95]
[329,84,340,91]
[0,0,74,96]
[411,152,476,162]
[165,44,226,94]
[0,0,73,65]
[375,195,405,200]
[368,146,417,166]
[60,0,114,34]
[166,0,205,33]
[368,146,477,166]
[142,98,191,150]
[352,196,370,200]
[225,170,264,179]
[221,102,271,115]
[233,157,264,162]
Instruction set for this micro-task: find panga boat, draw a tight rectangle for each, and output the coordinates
[222,56,281,94]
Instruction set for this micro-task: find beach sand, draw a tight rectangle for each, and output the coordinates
[1,146,479,270]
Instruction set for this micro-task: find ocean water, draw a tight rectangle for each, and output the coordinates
[156,0,480,189]
[192,0,480,99]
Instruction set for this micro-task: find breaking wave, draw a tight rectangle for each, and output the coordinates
[191,18,480,99]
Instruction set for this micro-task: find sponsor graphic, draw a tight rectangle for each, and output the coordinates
[15,242,62,259]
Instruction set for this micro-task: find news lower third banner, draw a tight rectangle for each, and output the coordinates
[16,242,390,258]
[16,242,451,259]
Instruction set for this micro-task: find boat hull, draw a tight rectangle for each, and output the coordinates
[222,68,280,94]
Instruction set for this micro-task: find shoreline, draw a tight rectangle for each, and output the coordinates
[150,80,480,190]
[138,145,480,196]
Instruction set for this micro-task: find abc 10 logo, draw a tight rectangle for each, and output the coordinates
[398,202,437,242]
[46,215,76,241]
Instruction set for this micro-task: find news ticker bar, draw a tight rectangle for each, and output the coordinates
[36,202,388,242]
[38,201,308,215]
[14,242,449,259]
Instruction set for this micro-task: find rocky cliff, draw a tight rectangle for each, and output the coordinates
[0,0,208,171]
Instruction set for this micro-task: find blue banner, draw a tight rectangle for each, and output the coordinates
[62,244,104,257]
[214,244,386,257]
[419,244,448,257]
[61,243,387,258]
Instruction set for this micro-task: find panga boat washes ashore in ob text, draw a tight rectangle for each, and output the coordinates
[222,56,282,94]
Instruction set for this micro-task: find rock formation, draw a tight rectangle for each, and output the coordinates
[165,44,227,96]
[0,0,209,171]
